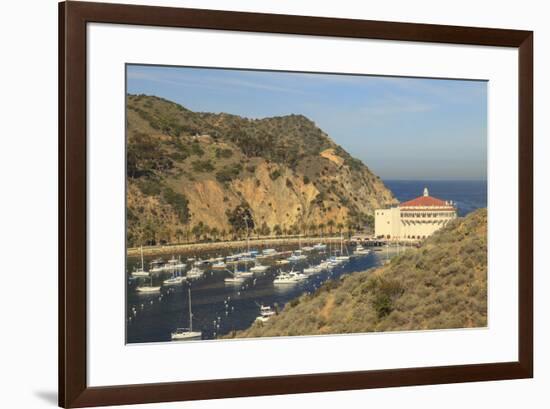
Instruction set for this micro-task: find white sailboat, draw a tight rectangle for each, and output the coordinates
[313,244,326,250]
[249,262,269,273]
[163,268,186,285]
[303,264,323,275]
[136,276,161,293]
[186,266,204,279]
[149,258,165,274]
[211,260,227,270]
[287,249,307,262]
[171,287,202,341]
[131,246,149,277]
[224,263,248,284]
[335,235,350,261]
[164,255,186,271]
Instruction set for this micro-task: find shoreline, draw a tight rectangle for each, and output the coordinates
[127,236,357,257]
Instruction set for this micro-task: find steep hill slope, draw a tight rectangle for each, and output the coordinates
[228,209,487,338]
[126,94,396,247]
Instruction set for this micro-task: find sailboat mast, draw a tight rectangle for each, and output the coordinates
[140,246,144,270]
[188,287,193,332]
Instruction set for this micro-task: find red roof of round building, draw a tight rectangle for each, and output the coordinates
[400,195,451,208]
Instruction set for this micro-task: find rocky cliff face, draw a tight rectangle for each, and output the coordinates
[126,94,396,246]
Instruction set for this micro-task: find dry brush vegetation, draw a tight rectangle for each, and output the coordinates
[228,208,487,338]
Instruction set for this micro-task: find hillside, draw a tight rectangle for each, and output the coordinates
[126,94,396,247]
[228,208,487,338]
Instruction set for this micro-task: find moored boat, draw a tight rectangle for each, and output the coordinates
[136,276,161,293]
[211,260,227,270]
[171,287,202,341]
[131,246,149,277]
[249,263,269,273]
[186,266,204,279]
[255,305,276,322]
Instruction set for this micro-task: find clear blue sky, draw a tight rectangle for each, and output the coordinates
[127,64,487,181]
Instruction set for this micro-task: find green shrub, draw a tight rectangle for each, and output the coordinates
[215,163,243,183]
[136,178,162,196]
[215,148,233,159]
[191,160,214,173]
[270,169,282,180]
[162,187,190,224]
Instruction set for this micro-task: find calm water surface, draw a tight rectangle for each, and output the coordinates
[127,246,390,343]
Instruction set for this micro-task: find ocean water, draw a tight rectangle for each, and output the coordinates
[384,180,487,217]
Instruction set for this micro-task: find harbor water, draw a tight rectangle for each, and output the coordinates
[126,245,390,343]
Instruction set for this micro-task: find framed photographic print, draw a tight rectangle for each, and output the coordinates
[59,1,533,407]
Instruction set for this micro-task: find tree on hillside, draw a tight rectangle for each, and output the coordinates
[346,220,354,237]
[226,204,255,239]
[191,222,204,242]
[309,223,317,237]
[318,223,325,236]
[327,220,335,234]
[273,224,282,236]
[143,221,157,246]
[258,222,271,237]
[162,187,190,224]
[175,228,184,244]
[337,223,344,235]
[201,224,211,241]
[210,227,220,242]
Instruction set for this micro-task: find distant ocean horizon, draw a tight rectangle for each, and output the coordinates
[383,179,487,217]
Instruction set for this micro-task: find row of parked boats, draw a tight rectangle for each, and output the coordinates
[131,240,371,292]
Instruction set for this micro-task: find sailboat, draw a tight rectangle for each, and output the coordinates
[186,266,204,279]
[211,260,227,270]
[224,263,248,284]
[131,246,149,277]
[136,275,161,293]
[149,258,165,274]
[249,261,269,273]
[171,287,202,341]
[313,233,327,251]
[163,255,186,271]
[303,264,323,275]
[335,235,350,261]
[163,267,186,285]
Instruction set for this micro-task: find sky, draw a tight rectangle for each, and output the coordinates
[127,64,487,181]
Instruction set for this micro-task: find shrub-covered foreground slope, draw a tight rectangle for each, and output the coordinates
[228,209,487,338]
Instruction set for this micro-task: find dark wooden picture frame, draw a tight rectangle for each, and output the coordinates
[59,1,533,407]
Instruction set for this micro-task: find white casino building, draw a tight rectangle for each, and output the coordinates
[374,187,457,240]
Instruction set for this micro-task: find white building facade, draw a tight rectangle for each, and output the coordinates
[375,188,457,240]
